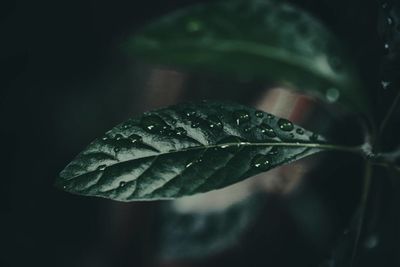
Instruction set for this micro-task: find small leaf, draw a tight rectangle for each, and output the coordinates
[56,101,329,201]
[124,0,368,114]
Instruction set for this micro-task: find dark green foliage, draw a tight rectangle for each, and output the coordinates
[54,0,400,266]
[124,0,368,114]
[57,101,327,201]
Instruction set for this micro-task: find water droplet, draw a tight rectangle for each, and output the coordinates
[326,88,340,103]
[234,110,250,125]
[141,115,169,134]
[278,118,294,131]
[364,234,379,249]
[268,147,279,156]
[384,43,389,50]
[102,136,109,141]
[119,181,127,188]
[184,109,196,117]
[208,115,223,130]
[97,165,107,171]
[129,134,142,143]
[186,157,203,167]
[296,128,304,135]
[186,20,202,32]
[123,124,131,129]
[267,114,274,119]
[387,16,393,26]
[381,80,391,90]
[255,111,264,118]
[244,127,251,132]
[310,133,319,141]
[217,136,244,153]
[114,147,120,153]
[171,119,177,124]
[191,121,200,128]
[115,134,123,141]
[186,162,194,168]
[258,123,277,138]
[251,154,271,171]
[175,127,187,136]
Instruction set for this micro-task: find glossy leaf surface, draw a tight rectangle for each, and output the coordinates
[124,0,367,113]
[57,101,328,201]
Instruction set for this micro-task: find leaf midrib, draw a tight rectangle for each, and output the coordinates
[64,141,359,181]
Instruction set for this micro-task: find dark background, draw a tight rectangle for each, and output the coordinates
[2,0,399,267]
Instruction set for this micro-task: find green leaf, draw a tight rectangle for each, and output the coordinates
[124,0,367,114]
[56,101,343,201]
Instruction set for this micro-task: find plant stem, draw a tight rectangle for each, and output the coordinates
[351,162,373,267]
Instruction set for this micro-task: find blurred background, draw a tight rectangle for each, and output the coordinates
[2,0,398,266]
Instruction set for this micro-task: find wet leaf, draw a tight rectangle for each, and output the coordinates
[56,101,329,201]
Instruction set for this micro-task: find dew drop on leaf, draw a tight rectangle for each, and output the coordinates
[184,109,197,117]
[278,118,294,131]
[114,147,121,153]
[267,114,274,119]
[186,162,194,168]
[141,115,169,133]
[251,154,271,171]
[217,136,244,153]
[115,134,123,141]
[268,147,279,156]
[129,134,142,143]
[258,123,277,137]
[191,121,200,128]
[175,127,187,136]
[255,111,264,118]
[208,115,223,130]
[97,165,107,171]
[296,128,304,135]
[234,110,250,125]
[102,136,109,141]
[187,157,203,168]
[119,181,127,188]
